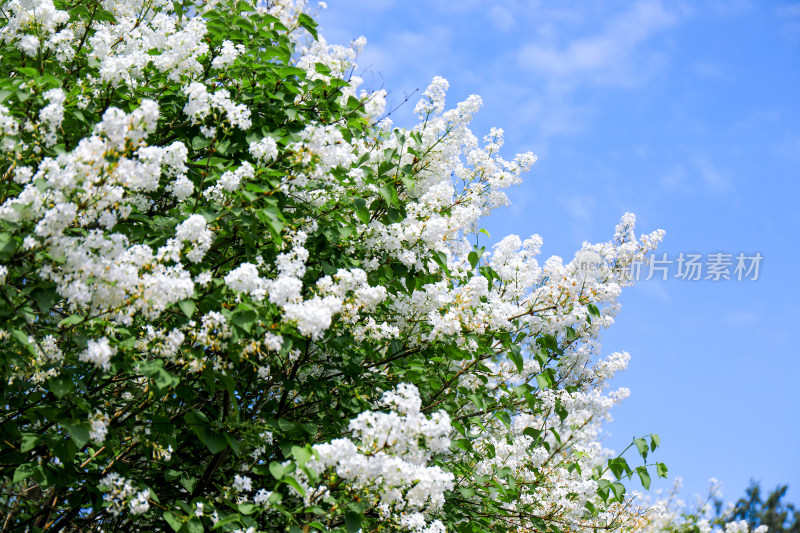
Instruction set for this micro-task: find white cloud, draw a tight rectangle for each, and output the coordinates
[693,156,731,194]
[489,5,516,31]
[660,157,731,195]
[560,194,596,223]
[517,1,680,89]
[723,309,760,327]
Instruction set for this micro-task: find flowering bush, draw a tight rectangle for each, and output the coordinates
[0,0,743,532]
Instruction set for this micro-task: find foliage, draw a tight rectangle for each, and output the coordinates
[0,0,687,531]
[724,481,800,533]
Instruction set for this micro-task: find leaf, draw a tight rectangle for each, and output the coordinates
[608,458,629,479]
[33,287,58,312]
[178,299,195,318]
[185,410,227,454]
[282,475,305,496]
[231,309,257,333]
[345,510,362,533]
[163,512,182,532]
[237,503,256,515]
[183,519,204,533]
[378,183,398,206]
[507,344,523,372]
[211,513,242,530]
[139,360,179,393]
[353,198,370,224]
[13,463,36,483]
[535,373,551,390]
[657,462,668,478]
[297,13,319,39]
[291,445,311,467]
[47,375,73,399]
[62,422,90,449]
[636,466,652,490]
[20,434,39,453]
[650,433,661,451]
[152,368,179,393]
[269,461,284,480]
[522,427,541,441]
[634,437,649,460]
[180,477,197,494]
[596,479,611,502]
[611,481,626,501]
[164,470,182,482]
[58,314,85,326]
[495,411,511,428]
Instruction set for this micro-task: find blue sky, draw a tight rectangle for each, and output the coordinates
[316,0,800,506]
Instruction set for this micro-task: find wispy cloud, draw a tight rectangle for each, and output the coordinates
[517,1,681,90]
[722,309,760,328]
[660,156,732,195]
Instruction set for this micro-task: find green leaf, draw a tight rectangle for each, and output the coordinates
[522,427,541,441]
[231,309,257,333]
[345,510,361,533]
[650,433,661,451]
[139,360,179,393]
[596,479,611,502]
[58,314,85,326]
[183,518,204,533]
[636,466,651,490]
[47,375,73,399]
[237,503,256,515]
[611,481,626,501]
[282,475,305,496]
[178,299,195,318]
[185,410,227,454]
[657,462,668,478]
[33,287,58,312]
[495,411,511,428]
[378,183,398,206]
[152,368,179,393]
[180,477,197,494]
[62,422,90,449]
[164,470,182,482]
[13,463,36,483]
[468,248,485,269]
[20,434,39,453]
[269,461,284,480]
[608,458,629,479]
[535,373,551,390]
[297,13,319,39]
[211,513,243,530]
[634,437,649,460]
[291,445,311,467]
[163,512,182,532]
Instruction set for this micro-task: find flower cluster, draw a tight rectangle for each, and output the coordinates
[0,0,709,532]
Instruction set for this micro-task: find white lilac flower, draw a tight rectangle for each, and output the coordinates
[232,475,252,493]
[79,337,115,371]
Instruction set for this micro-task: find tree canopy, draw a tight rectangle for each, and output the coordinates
[0,1,759,532]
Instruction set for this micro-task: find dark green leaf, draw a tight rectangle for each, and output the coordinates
[345,510,361,533]
[13,463,36,483]
[62,422,90,449]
